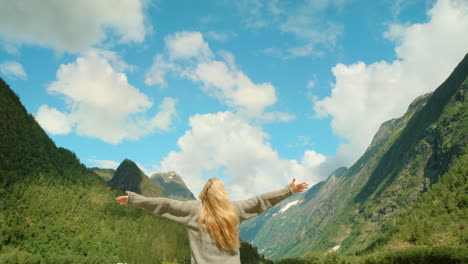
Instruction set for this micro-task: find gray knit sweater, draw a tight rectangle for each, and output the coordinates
[127,184,294,264]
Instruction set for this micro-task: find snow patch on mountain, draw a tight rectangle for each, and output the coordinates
[279,199,301,213]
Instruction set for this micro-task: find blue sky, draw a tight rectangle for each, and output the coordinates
[0,0,467,198]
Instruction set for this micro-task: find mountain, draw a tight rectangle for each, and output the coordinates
[240,53,468,259]
[150,171,196,200]
[109,159,164,197]
[0,77,191,263]
[90,167,115,181]
[92,165,196,200]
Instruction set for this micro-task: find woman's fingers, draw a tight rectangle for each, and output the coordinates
[115,195,128,205]
[294,182,309,192]
[288,178,310,193]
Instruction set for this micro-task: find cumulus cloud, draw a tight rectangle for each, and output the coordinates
[35,50,177,144]
[165,31,213,61]
[0,0,147,52]
[35,105,73,134]
[144,55,175,87]
[189,59,277,116]
[146,31,293,121]
[313,0,468,166]
[160,111,324,199]
[0,60,27,80]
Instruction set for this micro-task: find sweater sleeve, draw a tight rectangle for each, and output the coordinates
[127,191,196,225]
[232,185,294,222]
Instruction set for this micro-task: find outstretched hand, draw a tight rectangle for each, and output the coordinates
[289,178,309,193]
[115,191,129,205]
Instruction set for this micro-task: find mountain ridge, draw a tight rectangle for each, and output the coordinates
[240,53,468,259]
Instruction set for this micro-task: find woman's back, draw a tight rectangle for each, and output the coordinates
[120,179,309,263]
[126,184,295,263]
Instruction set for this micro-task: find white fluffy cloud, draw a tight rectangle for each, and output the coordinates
[146,31,293,121]
[189,60,277,116]
[165,31,213,61]
[35,50,177,144]
[160,111,324,199]
[0,61,27,80]
[314,0,468,165]
[144,55,175,88]
[35,105,73,134]
[0,0,147,52]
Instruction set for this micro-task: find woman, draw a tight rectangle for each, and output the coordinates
[115,178,308,264]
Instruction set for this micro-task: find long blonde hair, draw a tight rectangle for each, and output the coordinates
[198,178,240,251]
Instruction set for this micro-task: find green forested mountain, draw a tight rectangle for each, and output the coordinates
[109,159,164,197]
[0,78,191,263]
[150,172,196,200]
[240,53,468,260]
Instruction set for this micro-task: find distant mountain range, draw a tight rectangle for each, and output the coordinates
[92,160,196,200]
[240,53,468,259]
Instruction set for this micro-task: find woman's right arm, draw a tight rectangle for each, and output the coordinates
[116,191,196,224]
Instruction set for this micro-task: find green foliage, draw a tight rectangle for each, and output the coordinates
[272,247,468,264]
[240,241,274,264]
[391,152,468,246]
[361,247,468,264]
[0,173,191,263]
